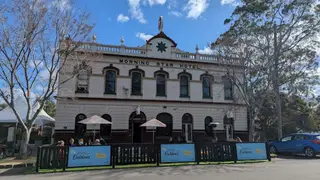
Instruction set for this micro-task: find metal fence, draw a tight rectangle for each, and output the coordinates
[36,142,271,172]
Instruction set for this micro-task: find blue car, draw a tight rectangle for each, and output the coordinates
[269,133,320,158]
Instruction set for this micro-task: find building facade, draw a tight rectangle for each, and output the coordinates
[55,22,248,144]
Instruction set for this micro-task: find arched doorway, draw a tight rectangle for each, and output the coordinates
[100,114,112,137]
[156,113,173,137]
[75,114,87,138]
[182,113,193,143]
[129,111,146,143]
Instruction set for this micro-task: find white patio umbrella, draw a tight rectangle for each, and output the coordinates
[78,115,112,139]
[140,118,166,144]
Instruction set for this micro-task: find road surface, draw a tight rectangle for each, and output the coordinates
[1,158,320,180]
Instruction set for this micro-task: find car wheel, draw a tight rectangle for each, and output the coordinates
[304,147,315,158]
[269,145,278,154]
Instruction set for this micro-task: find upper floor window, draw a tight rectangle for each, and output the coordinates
[103,65,119,95]
[156,74,166,96]
[129,68,145,96]
[201,74,213,98]
[74,61,92,93]
[154,69,169,97]
[105,70,116,94]
[178,71,192,98]
[223,76,233,100]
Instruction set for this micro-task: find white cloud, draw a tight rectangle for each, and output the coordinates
[136,32,153,41]
[128,0,147,24]
[145,0,167,6]
[51,0,71,10]
[117,14,130,23]
[220,0,239,6]
[184,0,209,19]
[199,47,213,54]
[169,11,182,17]
[167,0,178,9]
[128,0,167,23]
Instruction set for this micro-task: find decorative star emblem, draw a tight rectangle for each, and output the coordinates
[156,41,167,53]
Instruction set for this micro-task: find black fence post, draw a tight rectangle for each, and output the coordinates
[112,146,115,169]
[35,147,41,173]
[156,144,160,166]
[195,143,200,165]
[63,146,67,172]
[265,142,271,161]
[232,142,238,163]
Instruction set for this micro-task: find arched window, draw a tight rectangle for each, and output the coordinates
[100,114,112,137]
[223,76,233,100]
[129,68,145,96]
[74,62,92,93]
[156,74,166,96]
[202,76,211,98]
[178,71,192,98]
[75,114,87,137]
[105,70,116,94]
[156,113,173,136]
[103,65,119,94]
[204,116,213,136]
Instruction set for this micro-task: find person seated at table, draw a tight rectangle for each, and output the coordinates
[86,139,92,145]
[94,139,101,145]
[78,138,84,146]
[69,138,76,146]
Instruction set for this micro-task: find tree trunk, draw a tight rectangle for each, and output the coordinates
[19,129,31,159]
[248,107,255,141]
[273,24,283,140]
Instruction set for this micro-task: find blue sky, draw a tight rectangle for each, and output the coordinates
[73,0,238,53]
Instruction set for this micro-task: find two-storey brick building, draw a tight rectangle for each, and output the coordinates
[55,21,248,143]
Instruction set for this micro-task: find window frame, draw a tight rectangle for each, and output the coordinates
[74,62,92,94]
[281,136,293,142]
[155,73,167,97]
[200,74,213,99]
[223,76,233,100]
[178,71,192,98]
[129,68,145,96]
[104,70,117,94]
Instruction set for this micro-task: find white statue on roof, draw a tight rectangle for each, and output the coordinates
[158,16,163,32]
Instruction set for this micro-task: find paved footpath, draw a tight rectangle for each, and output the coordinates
[1,158,320,180]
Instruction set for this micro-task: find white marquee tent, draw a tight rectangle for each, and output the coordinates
[0,96,55,125]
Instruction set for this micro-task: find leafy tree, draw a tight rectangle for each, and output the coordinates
[259,93,318,140]
[220,0,320,139]
[0,0,93,158]
[43,98,56,118]
[0,103,7,111]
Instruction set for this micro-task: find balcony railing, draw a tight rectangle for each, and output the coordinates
[72,42,240,66]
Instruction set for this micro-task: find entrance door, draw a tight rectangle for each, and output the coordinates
[133,121,143,143]
[182,123,193,143]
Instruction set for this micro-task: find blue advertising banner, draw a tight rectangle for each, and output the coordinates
[161,144,195,163]
[236,143,267,160]
[68,146,111,167]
